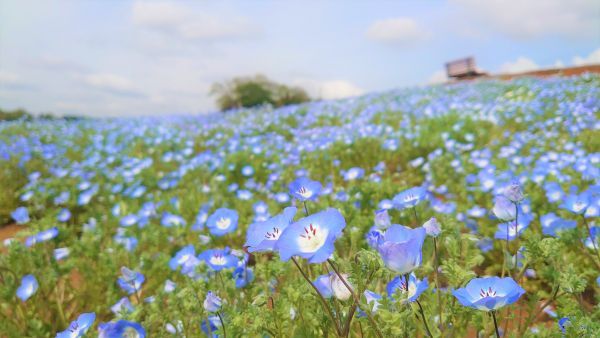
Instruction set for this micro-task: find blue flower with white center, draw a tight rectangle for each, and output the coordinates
[452,276,525,311]
[98,320,146,338]
[206,208,238,236]
[541,213,577,237]
[313,273,334,298]
[233,267,254,288]
[377,225,426,274]
[245,207,296,253]
[544,182,563,203]
[198,248,238,271]
[16,274,38,301]
[11,207,29,224]
[392,186,428,210]
[241,165,254,177]
[56,312,95,338]
[343,167,365,181]
[492,195,516,221]
[161,212,186,227]
[275,208,346,264]
[585,195,599,218]
[25,227,59,247]
[111,297,134,315]
[378,199,394,210]
[117,267,144,295]
[288,177,322,202]
[387,273,428,303]
[203,291,222,312]
[560,191,591,215]
[119,214,138,227]
[57,208,71,222]
[169,245,196,270]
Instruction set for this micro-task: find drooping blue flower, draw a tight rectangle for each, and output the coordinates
[452,276,525,311]
[560,191,591,215]
[492,195,516,221]
[203,291,222,312]
[98,320,146,338]
[16,274,38,301]
[276,208,346,264]
[374,209,391,230]
[423,217,441,237]
[387,273,428,303]
[365,226,384,249]
[392,186,428,210]
[198,248,238,271]
[288,177,322,201]
[56,312,95,338]
[503,181,525,203]
[245,207,296,252]
[313,273,334,298]
[541,213,577,237]
[233,266,254,288]
[117,267,145,295]
[11,207,29,224]
[25,227,59,247]
[377,225,426,274]
[206,208,238,236]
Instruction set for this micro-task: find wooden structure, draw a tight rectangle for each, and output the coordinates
[445,57,487,80]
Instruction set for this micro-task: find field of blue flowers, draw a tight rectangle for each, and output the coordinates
[0,75,598,337]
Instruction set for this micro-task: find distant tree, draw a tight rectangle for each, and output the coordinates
[0,108,32,121]
[211,75,310,111]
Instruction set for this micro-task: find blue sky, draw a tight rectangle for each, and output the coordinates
[1,0,599,117]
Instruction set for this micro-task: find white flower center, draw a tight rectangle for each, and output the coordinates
[297,223,328,253]
[216,217,231,230]
[297,187,313,199]
[209,254,227,266]
[572,201,586,213]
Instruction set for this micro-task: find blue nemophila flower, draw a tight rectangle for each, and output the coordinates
[11,207,29,224]
[560,191,591,215]
[492,195,516,221]
[169,245,197,271]
[203,291,222,312]
[276,208,346,264]
[503,181,525,203]
[245,207,296,253]
[98,320,146,338]
[161,212,186,227]
[25,227,59,247]
[199,248,238,271]
[423,217,441,237]
[387,273,428,303]
[16,274,38,301]
[377,225,426,274]
[56,312,95,338]
[558,317,570,333]
[206,208,238,236]
[233,266,254,288]
[120,214,138,227]
[362,290,382,314]
[343,167,365,181]
[541,213,577,237]
[452,276,525,311]
[111,297,134,314]
[330,273,354,301]
[392,186,428,210]
[288,177,322,201]
[57,208,71,222]
[313,273,334,298]
[54,247,70,261]
[374,209,391,230]
[544,182,563,203]
[201,316,221,337]
[117,267,145,295]
[164,280,176,293]
[241,165,254,177]
[365,227,384,249]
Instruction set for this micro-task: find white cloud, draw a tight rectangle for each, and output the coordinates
[427,70,447,84]
[453,0,599,39]
[293,79,364,100]
[366,18,429,44]
[500,57,540,74]
[82,73,143,97]
[132,1,260,41]
[573,47,600,66]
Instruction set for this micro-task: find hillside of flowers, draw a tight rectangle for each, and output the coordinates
[0,75,599,337]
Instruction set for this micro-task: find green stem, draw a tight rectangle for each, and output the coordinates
[217,311,227,338]
[416,300,433,338]
[433,237,443,332]
[491,311,500,338]
[303,201,309,217]
[412,207,420,227]
[292,257,341,337]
